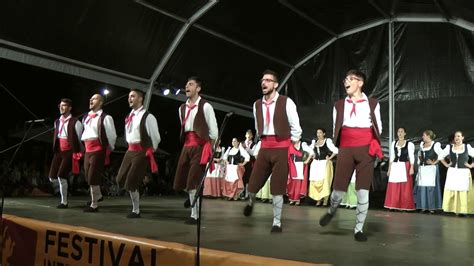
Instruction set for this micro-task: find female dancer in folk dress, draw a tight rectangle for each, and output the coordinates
[287,141,312,206]
[413,130,443,213]
[308,128,338,207]
[203,140,226,198]
[384,127,415,211]
[223,138,250,200]
[440,131,474,215]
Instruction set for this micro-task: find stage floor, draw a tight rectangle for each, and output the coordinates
[3,196,473,265]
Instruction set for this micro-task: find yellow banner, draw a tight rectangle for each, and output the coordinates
[2,214,328,266]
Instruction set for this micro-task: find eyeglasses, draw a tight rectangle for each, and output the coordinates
[260,78,276,83]
[343,76,361,83]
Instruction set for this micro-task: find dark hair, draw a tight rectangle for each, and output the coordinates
[60,98,73,106]
[423,130,436,140]
[397,127,407,134]
[345,69,366,83]
[130,88,145,100]
[454,130,464,137]
[188,76,203,88]
[316,128,326,135]
[262,69,279,83]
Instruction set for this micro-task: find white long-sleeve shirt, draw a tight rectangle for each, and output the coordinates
[81,109,117,150]
[389,140,415,165]
[253,92,302,142]
[309,138,339,157]
[56,114,83,144]
[332,93,382,135]
[439,144,474,161]
[178,96,218,140]
[224,145,250,164]
[125,106,161,151]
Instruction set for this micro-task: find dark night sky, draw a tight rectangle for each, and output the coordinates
[0,58,255,160]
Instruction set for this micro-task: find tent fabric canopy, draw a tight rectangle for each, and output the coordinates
[0,0,473,142]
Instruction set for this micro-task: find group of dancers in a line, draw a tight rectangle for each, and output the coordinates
[48,68,474,242]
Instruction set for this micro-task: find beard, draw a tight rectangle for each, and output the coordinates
[262,87,274,96]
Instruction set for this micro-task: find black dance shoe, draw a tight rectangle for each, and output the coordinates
[270,225,282,233]
[126,212,141,219]
[354,231,368,242]
[243,204,253,217]
[319,213,334,226]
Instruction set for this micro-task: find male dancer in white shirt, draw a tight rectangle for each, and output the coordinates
[81,94,117,212]
[319,69,383,242]
[48,98,83,208]
[174,77,218,224]
[243,69,302,233]
[116,89,160,218]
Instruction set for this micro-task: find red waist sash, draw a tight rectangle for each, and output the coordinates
[84,139,111,166]
[128,143,158,173]
[340,127,383,159]
[184,132,207,147]
[59,139,72,151]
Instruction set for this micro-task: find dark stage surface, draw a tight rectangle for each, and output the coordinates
[3,196,473,265]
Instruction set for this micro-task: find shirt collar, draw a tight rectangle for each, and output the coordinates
[186,96,201,106]
[130,105,144,115]
[262,92,279,104]
[61,114,72,120]
[89,109,103,116]
[345,92,368,102]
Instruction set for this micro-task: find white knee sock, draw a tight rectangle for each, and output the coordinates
[272,195,283,227]
[355,189,369,233]
[328,190,345,215]
[58,177,68,205]
[90,185,101,208]
[188,189,199,219]
[129,190,140,214]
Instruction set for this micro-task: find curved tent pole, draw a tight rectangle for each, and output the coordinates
[142,0,219,109]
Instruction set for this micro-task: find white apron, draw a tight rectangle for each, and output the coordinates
[309,160,327,181]
[444,168,470,191]
[388,161,408,183]
[292,161,304,180]
[225,164,239,182]
[417,165,436,187]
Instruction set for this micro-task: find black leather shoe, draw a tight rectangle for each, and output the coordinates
[354,231,368,242]
[56,203,68,209]
[126,212,141,219]
[86,196,104,206]
[243,204,253,217]
[270,225,282,233]
[83,206,98,213]
[184,217,198,225]
[184,198,191,208]
[319,213,334,226]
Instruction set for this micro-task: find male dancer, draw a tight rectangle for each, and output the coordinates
[116,89,160,218]
[48,98,83,208]
[319,69,383,241]
[81,94,117,212]
[173,77,218,224]
[240,129,255,199]
[243,69,302,233]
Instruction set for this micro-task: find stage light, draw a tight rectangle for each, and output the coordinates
[162,88,170,96]
[102,88,110,96]
[173,88,181,95]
